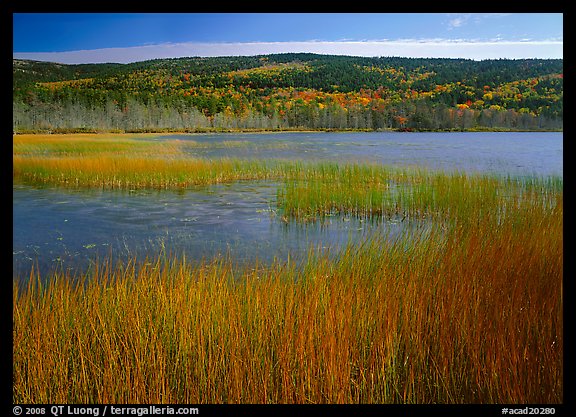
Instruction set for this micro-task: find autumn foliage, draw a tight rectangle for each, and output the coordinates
[13,54,563,132]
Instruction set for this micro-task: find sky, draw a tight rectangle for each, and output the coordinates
[12,13,563,64]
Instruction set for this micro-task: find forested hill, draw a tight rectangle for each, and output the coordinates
[13,53,563,132]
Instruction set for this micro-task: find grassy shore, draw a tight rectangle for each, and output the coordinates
[13,133,563,403]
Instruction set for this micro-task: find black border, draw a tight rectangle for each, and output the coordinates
[5,3,570,417]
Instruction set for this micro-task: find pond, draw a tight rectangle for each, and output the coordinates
[13,131,563,279]
[159,131,563,176]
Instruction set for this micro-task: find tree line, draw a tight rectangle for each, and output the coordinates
[13,54,563,132]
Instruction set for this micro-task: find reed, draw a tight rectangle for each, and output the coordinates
[14,190,562,403]
[13,134,290,188]
[276,164,562,226]
[13,133,180,156]
[13,154,286,188]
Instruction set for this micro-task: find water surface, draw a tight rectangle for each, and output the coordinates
[158,131,563,177]
[14,182,410,280]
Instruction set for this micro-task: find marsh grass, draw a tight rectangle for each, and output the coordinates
[13,154,284,188]
[13,134,177,156]
[13,133,563,403]
[13,134,287,188]
[277,164,562,227]
[14,193,562,403]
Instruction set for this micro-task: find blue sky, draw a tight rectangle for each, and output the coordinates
[13,13,563,63]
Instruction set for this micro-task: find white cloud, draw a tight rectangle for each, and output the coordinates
[448,14,471,29]
[447,13,513,30]
[13,39,563,64]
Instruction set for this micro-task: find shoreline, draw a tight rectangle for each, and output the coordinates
[13,126,563,135]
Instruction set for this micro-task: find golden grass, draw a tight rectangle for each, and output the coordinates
[13,134,185,157]
[13,154,282,188]
[13,134,288,188]
[13,192,562,404]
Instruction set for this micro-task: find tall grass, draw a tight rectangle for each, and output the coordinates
[13,154,286,188]
[277,163,562,226]
[13,134,179,156]
[14,193,562,403]
[13,133,291,188]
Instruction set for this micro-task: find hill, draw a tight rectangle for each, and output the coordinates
[13,53,563,132]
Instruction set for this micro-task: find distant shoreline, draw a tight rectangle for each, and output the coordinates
[12,127,563,135]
